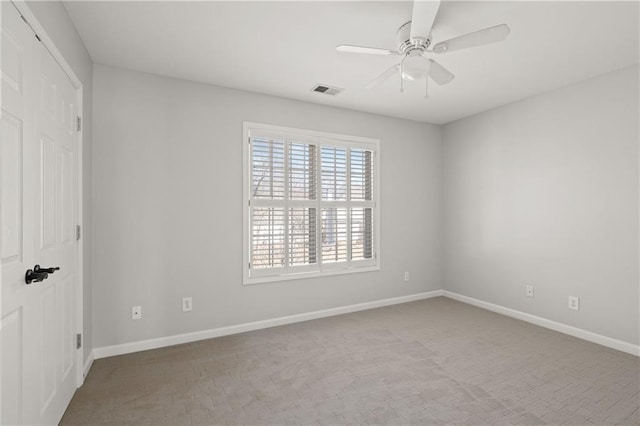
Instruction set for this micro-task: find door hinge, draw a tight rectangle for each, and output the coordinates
[76,225,81,241]
[19,14,41,41]
[76,333,82,349]
[76,116,82,132]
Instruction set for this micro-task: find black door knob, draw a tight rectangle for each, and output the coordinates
[25,269,48,285]
[25,265,59,284]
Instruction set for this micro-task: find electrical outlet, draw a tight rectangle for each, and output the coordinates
[526,285,534,298]
[568,296,579,311]
[404,272,409,282]
[132,305,142,320]
[182,297,193,312]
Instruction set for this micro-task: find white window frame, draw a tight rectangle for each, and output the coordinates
[243,122,380,285]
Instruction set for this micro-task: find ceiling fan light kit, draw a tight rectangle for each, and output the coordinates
[401,50,431,81]
[336,0,510,97]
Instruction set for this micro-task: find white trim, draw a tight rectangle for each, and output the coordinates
[75,92,84,388]
[244,265,381,285]
[93,290,443,359]
[72,85,84,389]
[443,291,640,357]
[82,351,94,380]
[91,289,639,360]
[243,121,380,146]
[11,0,86,387]
[11,1,82,88]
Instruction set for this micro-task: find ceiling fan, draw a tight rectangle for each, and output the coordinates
[336,0,510,96]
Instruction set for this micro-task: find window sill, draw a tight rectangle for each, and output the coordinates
[243,265,380,285]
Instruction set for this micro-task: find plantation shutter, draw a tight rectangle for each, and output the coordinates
[247,126,377,281]
[251,135,285,200]
[249,132,286,277]
[349,148,375,265]
[249,131,319,277]
[287,137,318,272]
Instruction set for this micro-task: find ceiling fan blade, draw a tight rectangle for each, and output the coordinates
[428,59,455,85]
[365,64,400,89]
[410,0,441,44]
[336,45,400,56]
[432,24,510,54]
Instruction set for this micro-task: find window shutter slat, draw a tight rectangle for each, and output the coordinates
[321,146,347,201]
[321,207,348,263]
[289,207,317,266]
[350,148,373,201]
[289,142,317,200]
[351,207,374,260]
[252,137,285,199]
[251,207,285,269]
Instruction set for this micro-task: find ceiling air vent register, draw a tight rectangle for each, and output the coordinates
[311,84,343,96]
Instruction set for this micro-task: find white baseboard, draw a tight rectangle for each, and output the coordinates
[92,289,638,360]
[443,291,640,357]
[93,290,444,359]
[82,351,94,379]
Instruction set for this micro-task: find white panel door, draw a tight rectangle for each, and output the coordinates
[1,3,79,424]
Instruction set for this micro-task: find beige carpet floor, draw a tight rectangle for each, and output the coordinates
[60,297,639,425]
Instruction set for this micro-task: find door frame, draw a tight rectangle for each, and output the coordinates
[11,0,86,388]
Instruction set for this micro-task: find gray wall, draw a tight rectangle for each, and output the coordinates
[442,65,639,345]
[27,1,94,362]
[92,64,442,348]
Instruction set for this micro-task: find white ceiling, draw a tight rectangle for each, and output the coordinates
[63,1,639,124]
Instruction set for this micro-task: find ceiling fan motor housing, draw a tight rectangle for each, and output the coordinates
[397,21,431,53]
